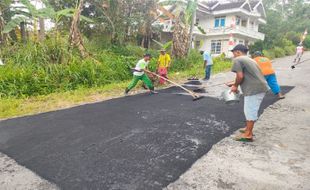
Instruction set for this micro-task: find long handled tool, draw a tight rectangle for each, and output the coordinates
[144,69,204,101]
[291,58,310,69]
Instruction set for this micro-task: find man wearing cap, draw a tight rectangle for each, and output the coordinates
[125,54,157,95]
[227,44,269,142]
[252,51,285,99]
[157,49,171,84]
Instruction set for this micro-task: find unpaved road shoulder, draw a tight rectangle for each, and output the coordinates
[165,53,310,190]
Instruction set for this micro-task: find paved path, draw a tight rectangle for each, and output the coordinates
[0,53,308,190]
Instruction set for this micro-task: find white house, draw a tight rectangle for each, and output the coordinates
[194,0,266,56]
[156,0,267,56]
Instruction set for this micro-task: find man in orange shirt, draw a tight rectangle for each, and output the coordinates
[252,51,285,99]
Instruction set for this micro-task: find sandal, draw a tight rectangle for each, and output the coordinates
[234,136,253,142]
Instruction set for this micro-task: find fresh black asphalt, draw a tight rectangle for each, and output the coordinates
[0,86,292,190]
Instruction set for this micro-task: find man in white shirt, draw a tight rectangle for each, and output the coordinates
[294,43,304,63]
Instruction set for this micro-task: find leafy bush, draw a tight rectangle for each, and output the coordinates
[304,36,310,49]
[283,45,296,55]
[0,41,229,98]
[249,40,264,54]
[0,38,71,66]
[170,50,202,72]
[263,49,276,59]
[285,31,301,45]
[273,38,294,48]
[273,47,286,58]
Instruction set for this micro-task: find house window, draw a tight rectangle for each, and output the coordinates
[235,16,241,25]
[241,20,247,27]
[250,21,254,29]
[195,41,201,49]
[214,17,226,28]
[211,40,222,54]
[195,18,199,25]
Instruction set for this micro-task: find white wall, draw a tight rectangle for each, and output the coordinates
[195,34,256,57]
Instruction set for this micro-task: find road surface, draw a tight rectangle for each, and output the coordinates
[0,53,309,190]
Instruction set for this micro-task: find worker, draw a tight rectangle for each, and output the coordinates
[125,54,157,95]
[157,49,171,85]
[227,44,269,142]
[201,50,213,81]
[294,43,304,63]
[252,51,285,99]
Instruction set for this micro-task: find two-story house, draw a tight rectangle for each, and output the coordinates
[156,0,266,56]
[194,0,266,56]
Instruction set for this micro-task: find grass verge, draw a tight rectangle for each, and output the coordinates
[0,62,232,120]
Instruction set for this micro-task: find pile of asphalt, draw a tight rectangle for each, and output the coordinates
[184,80,202,85]
[0,87,292,190]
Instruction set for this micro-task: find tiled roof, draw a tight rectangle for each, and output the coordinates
[242,3,251,11]
[201,1,219,8]
[213,1,246,11]
[198,3,211,12]
[249,0,260,9]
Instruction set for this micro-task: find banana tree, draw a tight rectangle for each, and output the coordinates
[68,0,89,58]
[2,0,93,42]
[158,0,198,58]
[0,0,11,44]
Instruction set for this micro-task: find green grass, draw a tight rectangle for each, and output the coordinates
[0,60,232,120]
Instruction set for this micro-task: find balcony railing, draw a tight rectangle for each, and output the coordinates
[198,26,265,40]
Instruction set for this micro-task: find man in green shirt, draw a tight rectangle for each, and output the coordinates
[227,44,269,142]
[125,54,157,95]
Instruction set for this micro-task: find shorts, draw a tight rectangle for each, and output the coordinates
[244,93,265,121]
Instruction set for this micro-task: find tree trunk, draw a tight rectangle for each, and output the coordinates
[187,1,197,55]
[0,13,5,45]
[20,22,27,43]
[39,18,45,41]
[68,0,89,58]
[172,12,189,58]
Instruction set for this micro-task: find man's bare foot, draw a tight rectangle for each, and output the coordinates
[239,127,247,133]
[278,93,285,99]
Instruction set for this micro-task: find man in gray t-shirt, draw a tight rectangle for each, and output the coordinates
[231,55,268,96]
[227,44,268,142]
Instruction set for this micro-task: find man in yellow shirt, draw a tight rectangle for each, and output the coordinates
[157,49,171,84]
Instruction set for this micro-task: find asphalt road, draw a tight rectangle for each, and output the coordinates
[0,84,291,189]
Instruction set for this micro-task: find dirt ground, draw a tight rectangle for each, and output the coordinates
[165,52,310,190]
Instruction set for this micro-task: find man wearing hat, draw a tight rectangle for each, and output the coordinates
[252,51,285,99]
[157,49,171,84]
[125,53,157,95]
[227,44,269,142]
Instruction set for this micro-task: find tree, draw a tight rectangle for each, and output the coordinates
[68,0,89,58]
[261,0,310,49]
[0,0,11,45]
[159,0,198,58]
